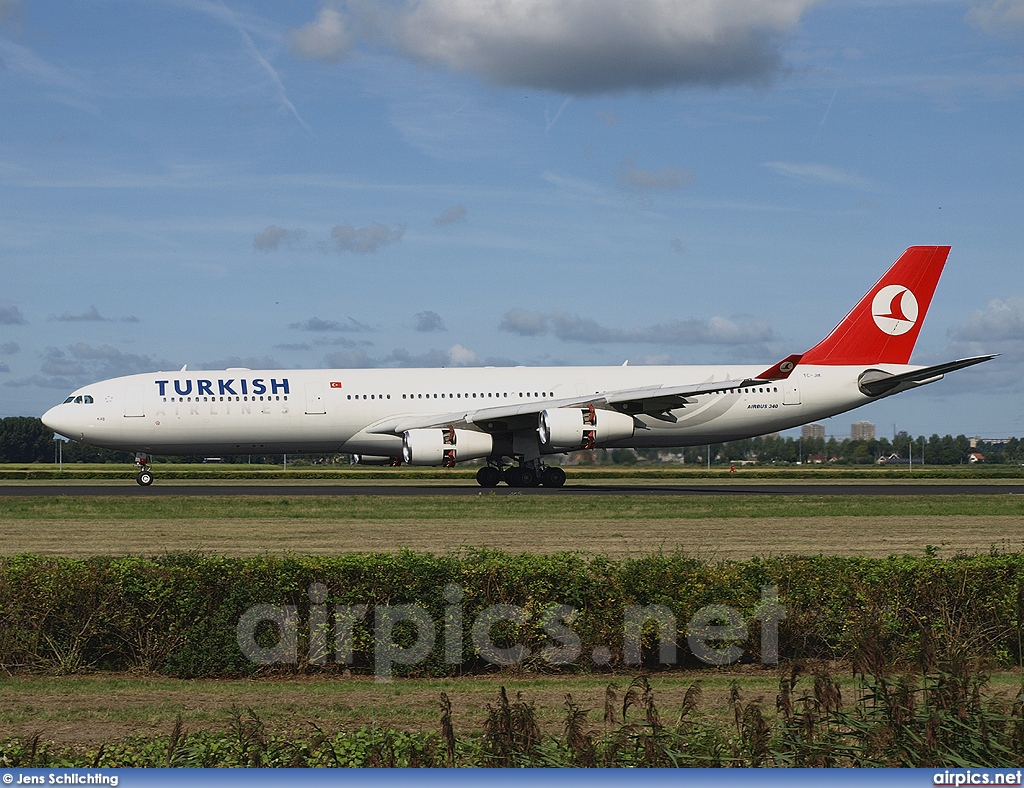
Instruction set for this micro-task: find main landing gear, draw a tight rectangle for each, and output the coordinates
[475,460,566,489]
[134,453,154,486]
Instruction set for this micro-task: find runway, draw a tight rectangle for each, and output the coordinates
[2,482,1023,496]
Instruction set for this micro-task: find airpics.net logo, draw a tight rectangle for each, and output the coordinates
[236,583,785,681]
[872,284,919,336]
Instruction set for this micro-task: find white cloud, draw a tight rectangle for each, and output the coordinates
[949,295,1024,343]
[289,7,352,62]
[323,344,516,369]
[619,160,695,192]
[944,296,1024,394]
[290,317,375,332]
[967,0,1024,36]
[290,0,820,94]
[332,222,405,254]
[324,348,378,368]
[50,306,107,323]
[446,343,479,366]
[7,344,175,390]
[46,306,138,323]
[253,224,307,252]
[199,355,283,370]
[0,305,26,325]
[434,205,467,226]
[500,308,775,347]
[313,336,373,347]
[499,308,549,336]
[763,161,872,190]
[414,311,446,332]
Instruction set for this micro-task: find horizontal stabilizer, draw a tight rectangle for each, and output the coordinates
[858,355,997,397]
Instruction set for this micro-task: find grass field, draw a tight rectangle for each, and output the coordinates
[1,493,1022,558]
[3,669,1021,747]
[0,672,765,744]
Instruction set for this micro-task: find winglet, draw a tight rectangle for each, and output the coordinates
[755,353,802,381]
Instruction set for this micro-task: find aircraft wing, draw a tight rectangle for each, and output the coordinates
[858,354,997,397]
[367,354,802,435]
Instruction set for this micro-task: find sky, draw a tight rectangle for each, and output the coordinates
[1,0,1022,440]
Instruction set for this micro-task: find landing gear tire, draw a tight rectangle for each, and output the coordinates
[508,465,539,488]
[540,467,566,488]
[136,470,154,487]
[476,466,501,488]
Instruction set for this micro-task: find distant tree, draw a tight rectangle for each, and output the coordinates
[0,417,55,462]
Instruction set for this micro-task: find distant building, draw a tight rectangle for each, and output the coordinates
[851,421,875,441]
[970,437,1012,449]
[801,423,825,440]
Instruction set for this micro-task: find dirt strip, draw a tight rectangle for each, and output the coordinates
[1,515,1021,559]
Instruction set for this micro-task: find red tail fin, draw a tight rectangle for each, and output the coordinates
[801,246,950,366]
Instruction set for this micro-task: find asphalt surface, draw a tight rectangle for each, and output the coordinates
[2,482,1023,496]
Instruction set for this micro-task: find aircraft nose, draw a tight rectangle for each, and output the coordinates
[42,404,81,441]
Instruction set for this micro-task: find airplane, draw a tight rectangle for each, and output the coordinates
[41,246,994,488]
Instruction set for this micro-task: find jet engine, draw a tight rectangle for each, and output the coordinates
[538,405,635,450]
[402,427,494,467]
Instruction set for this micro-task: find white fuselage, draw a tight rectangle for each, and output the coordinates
[41,363,911,458]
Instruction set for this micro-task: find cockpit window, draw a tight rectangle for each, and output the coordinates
[73,396,83,404]
[83,395,94,404]
[63,396,74,404]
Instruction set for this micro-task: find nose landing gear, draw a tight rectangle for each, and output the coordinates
[134,453,154,486]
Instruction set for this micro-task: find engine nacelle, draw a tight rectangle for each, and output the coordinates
[538,406,635,450]
[352,454,400,466]
[402,427,494,467]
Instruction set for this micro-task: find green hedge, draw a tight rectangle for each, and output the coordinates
[1,551,1021,677]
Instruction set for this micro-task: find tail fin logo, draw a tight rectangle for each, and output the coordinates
[872,285,919,336]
